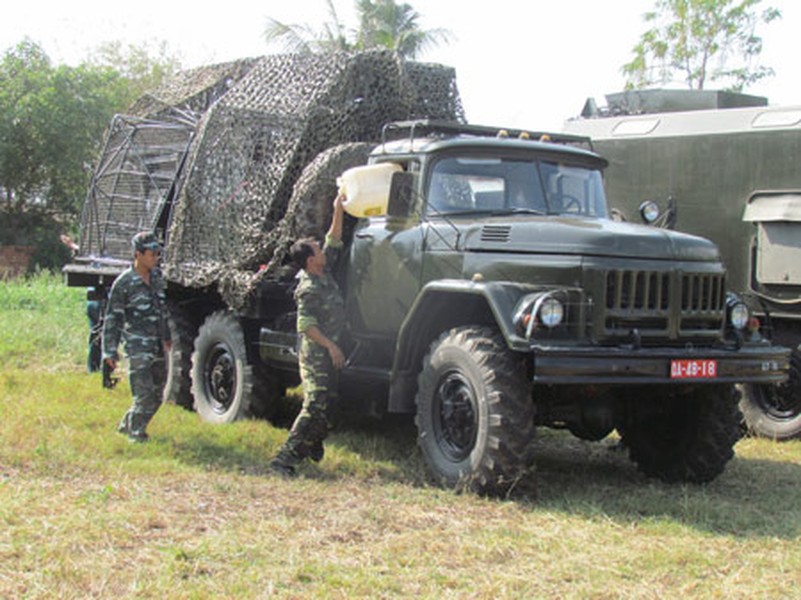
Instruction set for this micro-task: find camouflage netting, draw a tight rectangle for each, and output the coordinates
[136,51,464,308]
[128,58,259,123]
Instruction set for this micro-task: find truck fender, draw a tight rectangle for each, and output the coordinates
[387,279,539,413]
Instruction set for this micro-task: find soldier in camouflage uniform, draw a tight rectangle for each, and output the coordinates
[102,232,172,443]
[270,194,347,476]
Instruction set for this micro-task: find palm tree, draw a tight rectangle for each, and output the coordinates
[263,0,352,54]
[355,0,452,59]
[263,0,451,59]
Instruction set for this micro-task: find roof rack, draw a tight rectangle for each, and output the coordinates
[381,119,593,150]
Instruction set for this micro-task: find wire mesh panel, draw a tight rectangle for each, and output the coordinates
[78,115,196,260]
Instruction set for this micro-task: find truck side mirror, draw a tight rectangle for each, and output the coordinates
[387,171,415,218]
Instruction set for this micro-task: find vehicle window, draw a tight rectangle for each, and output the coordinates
[428,167,485,214]
[538,161,608,218]
[426,156,606,218]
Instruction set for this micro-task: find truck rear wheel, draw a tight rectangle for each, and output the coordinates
[415,326,534,496]
[621,384,742,483]
[191,310,254,423]
[739,346,801,439]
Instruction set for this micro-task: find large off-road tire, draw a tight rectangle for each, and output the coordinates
[415,326,534,497]
[621,384,742,483]
[164,302,197,410]
[739,346,801,440]
[191,310,255,423]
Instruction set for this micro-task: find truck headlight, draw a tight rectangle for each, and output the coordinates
[639,200,660,224]
[537,296,564,328]
[726,295,750,330]
[515,292,566,338]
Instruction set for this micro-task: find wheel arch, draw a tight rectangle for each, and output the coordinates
[387,280,531,413]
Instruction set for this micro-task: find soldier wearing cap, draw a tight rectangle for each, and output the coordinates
[102,232,172,442]
[270,194,347,476]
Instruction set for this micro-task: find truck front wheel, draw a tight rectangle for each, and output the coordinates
[739,346,801,440]
[621,384,742,483]
[191,310,254,423]
[415,326,534,496]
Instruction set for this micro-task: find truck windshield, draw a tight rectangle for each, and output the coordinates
[426,156,608,218]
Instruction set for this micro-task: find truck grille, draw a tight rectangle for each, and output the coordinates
[679,272,726,331]
[681,273,725,312]
[603,269,725,340]
[606,271,670,311]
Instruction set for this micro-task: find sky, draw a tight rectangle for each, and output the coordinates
[2,0,800,131]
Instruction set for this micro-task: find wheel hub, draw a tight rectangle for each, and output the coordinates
[205,343,236,413]
[434,372,478,461]
[754,378,801,419]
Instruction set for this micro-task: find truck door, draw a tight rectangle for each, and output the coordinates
[345,217,425,339]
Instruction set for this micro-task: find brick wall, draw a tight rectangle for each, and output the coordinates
[0,245,36,279]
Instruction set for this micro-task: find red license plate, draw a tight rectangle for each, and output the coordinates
[670,359,718,379]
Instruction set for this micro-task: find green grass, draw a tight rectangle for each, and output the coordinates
[2,272,801,598]
[0,270,86,371]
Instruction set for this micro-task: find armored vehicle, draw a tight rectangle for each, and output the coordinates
[65,57,788,495]
[565,89,801,439]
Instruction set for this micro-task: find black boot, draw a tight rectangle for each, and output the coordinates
[309,440,325,463]
[269,449,300,477]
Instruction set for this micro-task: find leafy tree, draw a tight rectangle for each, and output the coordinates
[1,39,126,216]
[0,38,181,270]
[264,0,451,59]
[88,39,183,106]
[622,0,781,91]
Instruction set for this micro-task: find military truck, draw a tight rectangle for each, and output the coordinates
[565,89,801,439]
[65,55,789,495]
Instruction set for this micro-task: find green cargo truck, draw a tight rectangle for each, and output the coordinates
[565,89,801,439]
[65,59,789,495]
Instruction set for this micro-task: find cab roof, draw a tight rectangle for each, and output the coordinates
[373,119,606,166]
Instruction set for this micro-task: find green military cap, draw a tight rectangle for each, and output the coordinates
[132,231,162,253]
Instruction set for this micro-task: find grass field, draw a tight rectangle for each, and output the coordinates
[2,273,801,598]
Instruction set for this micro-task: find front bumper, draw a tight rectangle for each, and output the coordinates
[532,342,790,385]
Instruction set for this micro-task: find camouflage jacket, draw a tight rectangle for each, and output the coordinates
[295,236,346,350]
[102,266,171,361]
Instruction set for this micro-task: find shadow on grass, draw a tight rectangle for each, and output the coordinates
[159,400,801,540]
[165,435,275,477]
[309,418,801,540]
[511,431,801,540]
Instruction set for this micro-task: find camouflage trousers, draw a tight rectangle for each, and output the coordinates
[118,354,167,437]
[276,346,339,464]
